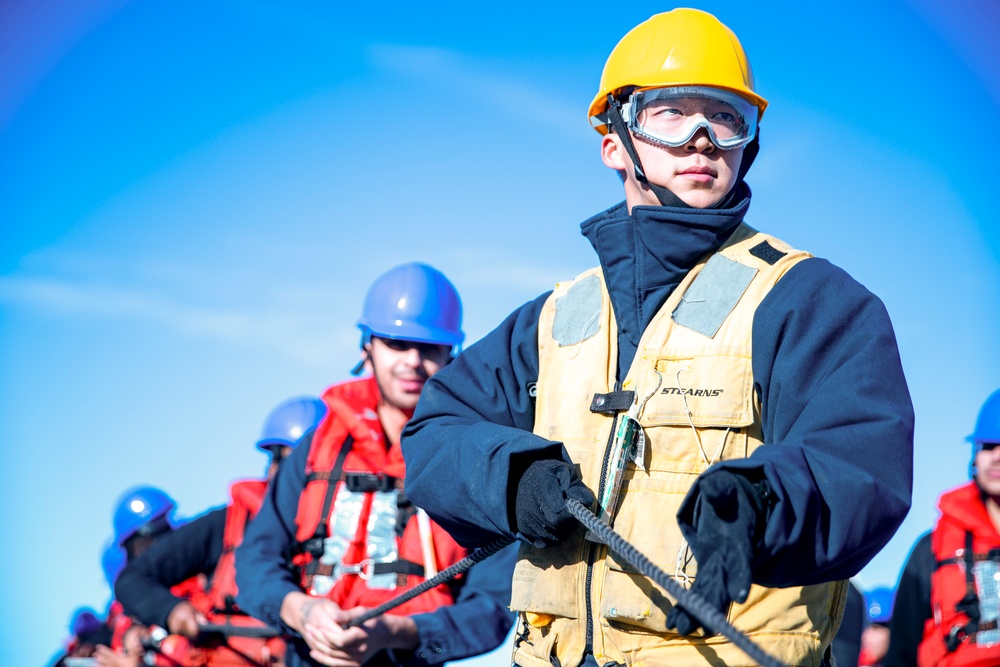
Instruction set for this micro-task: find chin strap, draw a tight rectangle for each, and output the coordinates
[604,94,760,211]
[606,95,689,208]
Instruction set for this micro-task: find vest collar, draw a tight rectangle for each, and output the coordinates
[579,186,751,375]
[940,481,1000,540]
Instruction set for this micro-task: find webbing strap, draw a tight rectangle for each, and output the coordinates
[310,558,426,579]
[302,435,354,583]
[945,531,983,652]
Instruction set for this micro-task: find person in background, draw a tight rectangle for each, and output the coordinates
[50,608,114,667]
[883,531,932,666]
[401,8,913,667]
[96,486,182,667]
[859,587,894,666]
[49,540,126,667]
[830,581,864,667]
[114,396,328,667]
[886,388,1000,667]
[236,263,517,667]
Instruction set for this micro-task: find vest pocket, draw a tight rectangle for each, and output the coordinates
[510,537,586,619]
[599,473,703,634]
[638,352,755,430]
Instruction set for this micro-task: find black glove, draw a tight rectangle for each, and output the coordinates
[514,459,595,548]
[666,469,770,635]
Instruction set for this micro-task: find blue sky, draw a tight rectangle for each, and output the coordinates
[2,1,998,664]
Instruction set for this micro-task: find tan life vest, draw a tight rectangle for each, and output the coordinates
[510,224,848,667]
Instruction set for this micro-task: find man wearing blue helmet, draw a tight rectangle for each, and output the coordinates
[50,608,114,667]
[859,587,893,666]
[95,486,180,667]
[886,388,1000,667]
[236,263,516,667]
[113,486,176,561]
[113,397,326,666]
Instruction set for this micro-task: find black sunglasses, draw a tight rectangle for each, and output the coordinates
[374,337,450,355]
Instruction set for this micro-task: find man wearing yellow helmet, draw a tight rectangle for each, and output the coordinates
[403,8,913,667]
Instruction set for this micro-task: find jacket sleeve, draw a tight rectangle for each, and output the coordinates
[403,293,566,548]
[114,508,227,629]
[885,531,934,667]
[402,542,517,666]
[713,257,914,585]
[234,438,310,631]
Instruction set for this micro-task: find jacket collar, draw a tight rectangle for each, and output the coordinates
[580,185,751,373]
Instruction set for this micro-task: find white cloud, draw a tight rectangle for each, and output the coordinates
[366,43,588,139]
[0,273,342,365]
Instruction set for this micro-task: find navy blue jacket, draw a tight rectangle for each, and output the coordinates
[885,531,933,667]
[235,422,517,667]
[402,195,914,587]
[115,508,226,629]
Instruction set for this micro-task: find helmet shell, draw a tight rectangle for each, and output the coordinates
[357,262,464,348]
[112,486,175,547]
[864,586,894,624]
[256,396,328,452]
[70,608,102,638]
[588,8,768,134]
[968,388,1000,444]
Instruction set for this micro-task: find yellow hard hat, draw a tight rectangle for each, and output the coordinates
[588,8,768,135]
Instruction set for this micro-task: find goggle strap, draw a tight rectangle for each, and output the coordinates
[607,95,689,209]
[607,95,646,184]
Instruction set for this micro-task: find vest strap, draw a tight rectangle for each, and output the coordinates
[312,558,425,580]
[343,471,402,493]
[300,435,355,583]
[590,391,635,414]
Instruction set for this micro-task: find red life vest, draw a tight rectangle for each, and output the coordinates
[181,479,285,667]
[145,628,283,667]
[110,576,209,652]
[118,486,282,667]
[920,482,1000,667]
[204,479,268,614]
[292,376,467,615]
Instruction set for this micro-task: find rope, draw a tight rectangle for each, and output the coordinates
[565,499,787,667]
[338,501,787,667]
[342,536,514,628]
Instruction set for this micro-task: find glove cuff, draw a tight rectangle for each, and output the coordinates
[731,472,773,547]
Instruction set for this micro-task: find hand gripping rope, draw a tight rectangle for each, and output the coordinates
[344,499,788,667]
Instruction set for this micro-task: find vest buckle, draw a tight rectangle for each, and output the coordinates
[335,558,375,580]
[344,472,398,493]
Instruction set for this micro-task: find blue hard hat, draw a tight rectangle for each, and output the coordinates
[70,608,103,638]
[112,486,175,547]
[256,396,328,452]
[102,540,126,587]
[968,389,1000,445]
[357,262,464,349]
[864,586,894,624]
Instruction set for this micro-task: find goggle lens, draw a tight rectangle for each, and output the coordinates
[624,86,757,150]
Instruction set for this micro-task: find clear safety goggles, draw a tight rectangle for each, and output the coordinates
[621,86,758,150]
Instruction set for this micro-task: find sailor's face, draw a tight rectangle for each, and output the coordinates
[975,441,1000,496]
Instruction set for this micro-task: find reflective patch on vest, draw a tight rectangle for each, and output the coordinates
[313,484,365,596]
[553,274,602,346]
[974,561,1000,645]
[366,490,401,590]
[672,254,758,338]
